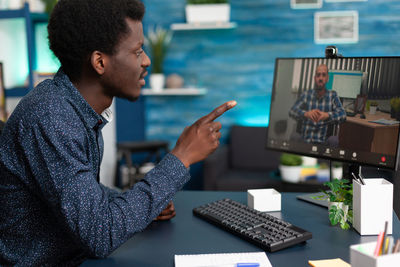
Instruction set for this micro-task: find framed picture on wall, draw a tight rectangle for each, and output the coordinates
[0,63,6,121]
[314,11,359,44]
[291,0,322,9]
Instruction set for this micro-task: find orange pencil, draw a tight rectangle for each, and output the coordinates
[374,232,384,257]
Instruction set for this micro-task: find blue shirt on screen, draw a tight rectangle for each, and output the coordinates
[289,89,346,144]
[0,69,190,266]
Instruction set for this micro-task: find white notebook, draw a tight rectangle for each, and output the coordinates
[174,252,272,267]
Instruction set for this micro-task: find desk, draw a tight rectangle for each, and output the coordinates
[82,191,400,267]
[339,111,399,156]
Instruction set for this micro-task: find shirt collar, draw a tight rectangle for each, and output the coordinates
[313,88,329,99]
[53,69,104,130]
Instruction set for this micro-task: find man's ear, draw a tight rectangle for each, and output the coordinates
[90,51,107,75]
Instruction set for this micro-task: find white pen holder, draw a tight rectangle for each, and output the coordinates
[353,178,393,235]
[350,242,400,267]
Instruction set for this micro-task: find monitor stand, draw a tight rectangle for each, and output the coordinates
[296,162,357,208]
[296,192,330,208]
[296,163,375,208]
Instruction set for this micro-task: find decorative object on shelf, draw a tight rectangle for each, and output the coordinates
[291,0,322,9]
[170,22,236,31]
[313,178,353,230]
[368,101,378,115]
[148,73,164,92]
[317,162,330,183]
[390,97,400,120]
[145,26,172,92]
[185,0,230,24]
[301,156,317,167]
[279,153,303,183]
[3,0,23,10]
[39,0,57,15]
[166,73,184,89]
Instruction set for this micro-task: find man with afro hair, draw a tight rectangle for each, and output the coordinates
[0,0,236,265]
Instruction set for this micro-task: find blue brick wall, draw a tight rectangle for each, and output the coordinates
[116,0,400,189]
[140,0,400,148]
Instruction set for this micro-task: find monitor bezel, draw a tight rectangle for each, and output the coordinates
[265,56,400,171]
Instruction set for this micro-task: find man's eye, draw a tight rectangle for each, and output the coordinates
[135,50,144,57]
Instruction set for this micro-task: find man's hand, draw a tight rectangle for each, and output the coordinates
[304,109,320,123]
[304,109,329,123]
[317,111,329,122]
[171,100,237,168]
[154,201,176,221]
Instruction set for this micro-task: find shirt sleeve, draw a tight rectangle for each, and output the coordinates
[289,93,307,120]
[20,110,190,258]
[327,93,347,125]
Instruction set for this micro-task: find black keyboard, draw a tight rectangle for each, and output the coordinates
[193,198,312,252]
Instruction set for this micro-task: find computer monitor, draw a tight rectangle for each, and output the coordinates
[266,57,400,171]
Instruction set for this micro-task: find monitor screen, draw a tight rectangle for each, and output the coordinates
[266,57,400,170]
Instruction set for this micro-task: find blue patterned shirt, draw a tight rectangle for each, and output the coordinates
[0,69,190,266]
[289,89,346,144]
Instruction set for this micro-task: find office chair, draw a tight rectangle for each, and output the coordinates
[292,119,340,146]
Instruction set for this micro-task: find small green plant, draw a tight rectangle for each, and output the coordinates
[144,26,173,74]
[280,153,302,166]
[313,178,353,230]
[332,161,342,168]
[187,0,228,4]
[391,97,400,112]
[40,0,58,15]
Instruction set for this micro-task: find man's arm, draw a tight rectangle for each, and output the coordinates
[316,93,346,124]
[289,93,307,120]
[328,94,346,123]
[23,101,235,258]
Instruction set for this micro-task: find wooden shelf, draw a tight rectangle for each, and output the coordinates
[141,88,207,96]
[170,22,237,31]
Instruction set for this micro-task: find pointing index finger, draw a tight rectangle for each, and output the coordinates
[199,100,237,124]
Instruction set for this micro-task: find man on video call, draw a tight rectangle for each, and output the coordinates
[0,0,236,265]
[289,64,346,146]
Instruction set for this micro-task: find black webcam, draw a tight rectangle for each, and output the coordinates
[325,45,342,59]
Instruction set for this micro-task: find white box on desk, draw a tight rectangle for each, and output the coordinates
[353,178,393,235]
[350,241,400,267]
[247,188,281,212]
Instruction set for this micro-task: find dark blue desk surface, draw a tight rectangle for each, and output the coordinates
[82,191,400,267]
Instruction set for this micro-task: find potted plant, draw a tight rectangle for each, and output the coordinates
[390,97,400,120]
[313,178,353,230]
[145,26,172,91]
[279,153,303,183]
[185,0,230,24]
[331,161,343,180]
[369,101,378,115]
[39,0,58,15]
